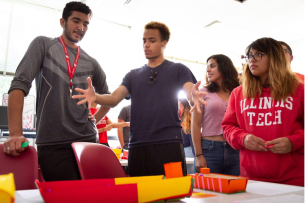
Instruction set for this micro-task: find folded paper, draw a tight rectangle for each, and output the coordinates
[0,173,15,203]
[191,169,248,194]
[36,174,192,202]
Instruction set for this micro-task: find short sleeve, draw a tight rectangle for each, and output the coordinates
[178,64,197,88]
[118,107,127,121]
[8,36,48,96]
[121,71,132,93]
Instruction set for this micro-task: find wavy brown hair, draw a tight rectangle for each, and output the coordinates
[179,98,191,134]
[205,54,239,93]
[243,37,299,100]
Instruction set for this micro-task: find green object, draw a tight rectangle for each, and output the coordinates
[21,142,29,148]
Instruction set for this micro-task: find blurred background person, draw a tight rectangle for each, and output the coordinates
[117,105,131,150]
[179,98,195,174]
[90,103,129,147]
[278,41,304,83]
[179,98,194,157]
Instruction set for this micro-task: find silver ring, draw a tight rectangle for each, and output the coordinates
[7,147,10,151]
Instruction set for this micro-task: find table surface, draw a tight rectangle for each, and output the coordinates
[120,157,194,166]
[14,180,304,203]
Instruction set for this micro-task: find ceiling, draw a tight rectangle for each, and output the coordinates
[24,0,304,41]
[17,0,305,72]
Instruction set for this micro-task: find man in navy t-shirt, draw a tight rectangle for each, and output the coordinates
[74,22,206,176]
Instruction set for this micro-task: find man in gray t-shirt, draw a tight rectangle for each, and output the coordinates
[118,105,131,150]
[3,2,110,181]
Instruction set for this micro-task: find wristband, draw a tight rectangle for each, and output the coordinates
[196,154,203,157]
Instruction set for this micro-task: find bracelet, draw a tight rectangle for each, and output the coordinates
[7,136,25,140]
[196,154,203,157]
[102,128,104,132]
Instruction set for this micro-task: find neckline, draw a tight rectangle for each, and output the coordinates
[215,91,229,103]
[146,59,168,70]
[58,37,79,51]
[66,44,79,52]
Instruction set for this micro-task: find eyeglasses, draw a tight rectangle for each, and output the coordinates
[148,70,157,84]
[244,53,266,62]
[284,48,291,55]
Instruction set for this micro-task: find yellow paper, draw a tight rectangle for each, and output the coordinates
[112,149,122,155]
[0,173,15,203]
[112,149,122,159]
[115,175,164,185]
[137,176,192,203]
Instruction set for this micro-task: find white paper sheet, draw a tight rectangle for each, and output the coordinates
[16,189,43,203]
[234,194,304,203]
[246,182,303,196]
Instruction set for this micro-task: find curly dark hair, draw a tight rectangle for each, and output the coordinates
[205,54,239,93]
[144,21,171,42]
[62,1,92,21]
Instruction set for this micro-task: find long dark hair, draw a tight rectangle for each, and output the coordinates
[179,98,191,134]
[205,54,239,92]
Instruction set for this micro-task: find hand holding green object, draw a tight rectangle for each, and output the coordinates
[21,142,30,148]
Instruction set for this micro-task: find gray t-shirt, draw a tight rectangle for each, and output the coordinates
[9,36,110,145]
[118,105,131,148]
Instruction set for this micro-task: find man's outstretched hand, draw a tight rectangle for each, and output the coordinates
[190,81,208,113]
[72,77,96,108]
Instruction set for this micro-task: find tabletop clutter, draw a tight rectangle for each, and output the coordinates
[1,150,248,203]
[111,148,128,160]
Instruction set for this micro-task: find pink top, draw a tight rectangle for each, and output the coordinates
[200,87,228,137]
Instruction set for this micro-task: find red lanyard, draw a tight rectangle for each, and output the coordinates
[58,36,80,88]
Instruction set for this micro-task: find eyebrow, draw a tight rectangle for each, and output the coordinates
[143,37,157,40]
[71,17,89,24]
[207,63,216,66]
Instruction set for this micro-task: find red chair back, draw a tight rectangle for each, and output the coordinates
[0,145,38,190]
[72,142,127,180]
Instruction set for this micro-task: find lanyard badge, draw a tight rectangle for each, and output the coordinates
[58,36,80,98]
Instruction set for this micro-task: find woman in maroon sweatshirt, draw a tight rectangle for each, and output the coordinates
[222,37,304,186]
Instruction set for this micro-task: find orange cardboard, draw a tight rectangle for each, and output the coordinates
[164,162,183,178]
[200,168,210,174]
[191,172,248,194]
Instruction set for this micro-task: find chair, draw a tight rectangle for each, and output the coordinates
[72,142,127,180]
[38,165,45,182]
[0,144,38,190]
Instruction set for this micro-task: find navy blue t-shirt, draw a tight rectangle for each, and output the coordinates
[121,60,197,148]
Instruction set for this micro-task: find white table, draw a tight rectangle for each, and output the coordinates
[14,180,304,203]
[120,157,194,166]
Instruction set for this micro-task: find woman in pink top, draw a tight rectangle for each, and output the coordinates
[192,54,240,175]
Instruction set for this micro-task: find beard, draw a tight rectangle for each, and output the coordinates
[64,24,83,43]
